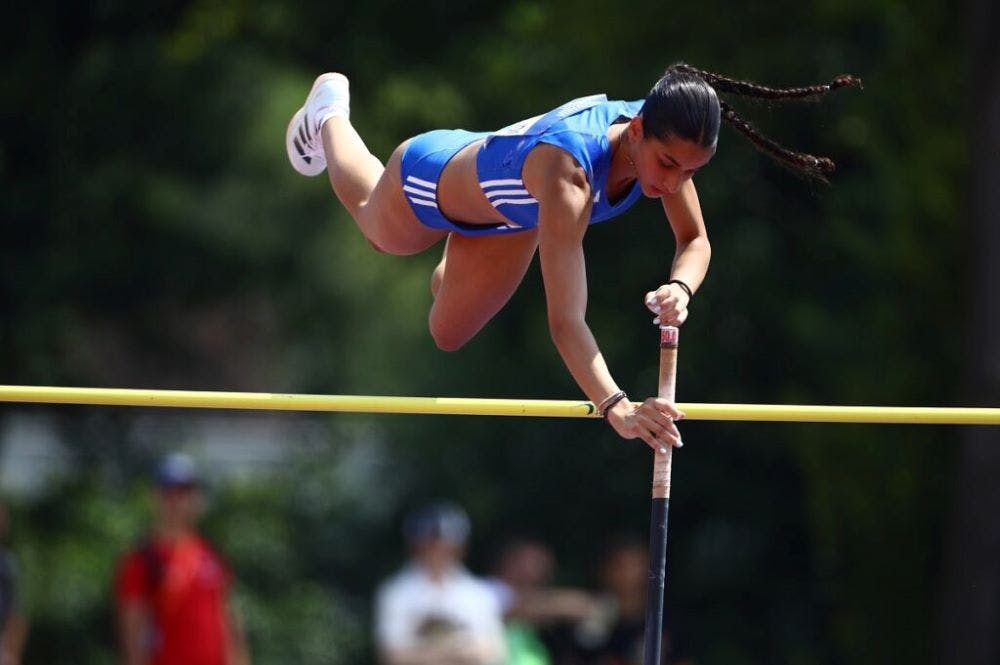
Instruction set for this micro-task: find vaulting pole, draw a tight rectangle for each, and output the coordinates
[643,325,680,665]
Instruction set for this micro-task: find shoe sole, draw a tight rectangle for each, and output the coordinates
[285,73,350,177]
[286,107,326,177]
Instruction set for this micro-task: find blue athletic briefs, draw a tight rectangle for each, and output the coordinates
[400,95,645,237]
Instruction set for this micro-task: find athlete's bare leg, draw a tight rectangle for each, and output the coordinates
[320,121,445,255]
[288,74,444,255]
[429,230,539,351]
[319,116,383,222]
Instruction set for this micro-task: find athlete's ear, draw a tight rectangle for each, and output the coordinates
[628,115,644,141]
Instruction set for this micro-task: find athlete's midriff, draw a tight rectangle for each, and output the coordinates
[437,140,517,227]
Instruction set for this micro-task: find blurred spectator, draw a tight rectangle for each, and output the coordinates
[567,537,692,665]
[375,501,506,665]
[0,500,27,665]
[486,539,596,665]
[115,454,250,665]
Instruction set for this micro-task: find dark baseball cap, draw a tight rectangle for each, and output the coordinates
[155,453,201,489]
[403,501,471,544]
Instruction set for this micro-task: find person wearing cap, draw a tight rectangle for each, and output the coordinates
[114,454,250,665]
[375,502,506,665]
[0,499,28,665]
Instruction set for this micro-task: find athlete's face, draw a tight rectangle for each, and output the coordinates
[628,117,716,197]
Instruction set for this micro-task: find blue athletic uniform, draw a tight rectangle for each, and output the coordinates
[400,95,645,236]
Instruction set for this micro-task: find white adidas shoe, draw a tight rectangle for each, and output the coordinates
[286,73,351,176]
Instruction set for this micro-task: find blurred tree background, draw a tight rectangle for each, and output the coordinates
[1,0,996,664]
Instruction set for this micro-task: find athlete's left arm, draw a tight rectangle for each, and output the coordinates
[645,179,712,327]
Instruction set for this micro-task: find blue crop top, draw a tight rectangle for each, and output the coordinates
[475,95,645,230]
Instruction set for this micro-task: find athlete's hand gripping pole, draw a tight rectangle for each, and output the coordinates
[643,325,679,665]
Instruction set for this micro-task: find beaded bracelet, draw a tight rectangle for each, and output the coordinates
[667,279,693,301]
[598,390,629,419]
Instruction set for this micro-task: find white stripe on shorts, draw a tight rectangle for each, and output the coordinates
[406,176,437,190]
[480,178,524,188]
[403,185,436,200]
[484,189,531,199]
[491,198,538,206]
[408,197,438,208]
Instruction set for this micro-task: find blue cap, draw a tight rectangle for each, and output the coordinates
[155,453,200,488]
[403,502,471,544]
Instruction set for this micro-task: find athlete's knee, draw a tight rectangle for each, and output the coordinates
[429,317,472,352]
[367,236,389,253]
[430,327,470,352]
[356,214,414,256]
[433,335,468,353]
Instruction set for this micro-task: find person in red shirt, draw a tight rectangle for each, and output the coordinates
[0,499,28,665]
[115,454,250,665]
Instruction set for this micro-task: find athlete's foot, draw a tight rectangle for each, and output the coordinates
[286,73,351,176]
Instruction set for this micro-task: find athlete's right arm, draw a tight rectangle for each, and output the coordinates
[524,145,683,450]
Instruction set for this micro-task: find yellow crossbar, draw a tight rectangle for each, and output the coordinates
[1,386,999,424]
[0,386,596,417]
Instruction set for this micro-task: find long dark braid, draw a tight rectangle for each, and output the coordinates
[673,64,861,102]
[645,64,861,181]
[720,101,835,179]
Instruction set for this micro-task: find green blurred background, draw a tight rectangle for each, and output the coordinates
[1,0,997,664]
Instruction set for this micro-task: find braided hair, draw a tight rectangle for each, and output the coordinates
[641,64,861,181]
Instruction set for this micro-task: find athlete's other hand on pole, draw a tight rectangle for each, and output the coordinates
[645,284,690,327]
[605,397,685,452]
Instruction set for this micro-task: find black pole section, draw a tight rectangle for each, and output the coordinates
[643,497,670,665]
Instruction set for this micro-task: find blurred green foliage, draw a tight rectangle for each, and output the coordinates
[0,0,975,663]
